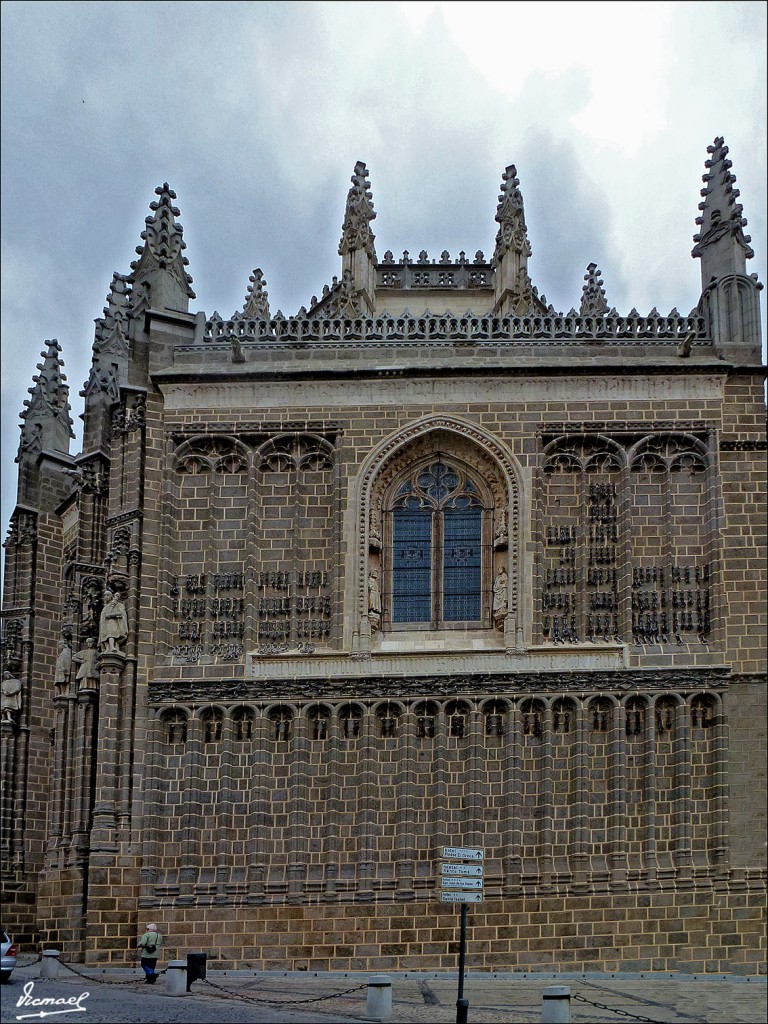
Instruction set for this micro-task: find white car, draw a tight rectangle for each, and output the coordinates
[1,931,17,982]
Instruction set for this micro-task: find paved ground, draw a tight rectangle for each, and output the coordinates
[1,959,765,1024]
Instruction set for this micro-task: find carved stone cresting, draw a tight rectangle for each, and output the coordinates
[203,309,707,346]
[256,434,335,473]
[173,435,251,474]
[543,435,625,474]
[357,416,523,630]
[542,432,708,476]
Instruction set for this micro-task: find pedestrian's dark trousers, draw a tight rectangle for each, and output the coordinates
[140,956,158,982]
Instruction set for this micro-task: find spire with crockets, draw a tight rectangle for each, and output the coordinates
[128,183,195,314]
[579,263,609,317]
[692,138,763,363]
[338,160,377,259]
[692,136,755,281]
[18,339,75,461]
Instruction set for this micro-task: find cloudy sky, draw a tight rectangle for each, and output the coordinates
[1,0,766,543]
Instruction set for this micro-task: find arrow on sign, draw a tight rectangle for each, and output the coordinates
[441,877,483,890]
[441,863,483,877]
[440,891,484,903]
[442,846,483,860]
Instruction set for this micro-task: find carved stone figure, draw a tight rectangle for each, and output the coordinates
[72,637,99,683]
[495,507,508,542]
[1,670,23,722]
[55,639,72,692]
[81,579,102,636]
[99,589,128,652]
[493,565,508,622]
[367,570,381,615]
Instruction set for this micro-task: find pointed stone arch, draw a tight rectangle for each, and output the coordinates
[353,414,526,650]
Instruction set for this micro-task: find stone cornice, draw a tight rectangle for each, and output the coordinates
[149,667,730,704]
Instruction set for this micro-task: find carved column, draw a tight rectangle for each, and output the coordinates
[430,707,449,860]
[643,700,658,886]
[539,703,554,890]
[571,699,589,889]
[138,710,163,900]
[48,693,69,851]
[214,711,236,902]
[711,695,729,876]
[355,705,376,901]
[245,708,269,904]
[502,702,522,896]
[89,651,126,853]
[0,719,19,865]
[395,705,417,900]
[609,699,628,885]
[177,712,203,903]
[71,678,97,855]
[673,698,693,881]
[465,706,483,849]
[323,708,342,900]
[287,710,309,901]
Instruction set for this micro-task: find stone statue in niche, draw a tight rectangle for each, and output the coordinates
[1,670,23,722]
[72,637,99,685]
[54,638,72,694]
[492,564,508,627]
[368,569,381,631]
[99,589,128,653]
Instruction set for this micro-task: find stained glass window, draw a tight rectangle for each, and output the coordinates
[386,458,489,628]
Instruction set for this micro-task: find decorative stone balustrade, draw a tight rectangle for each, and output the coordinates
[202,312,707,348]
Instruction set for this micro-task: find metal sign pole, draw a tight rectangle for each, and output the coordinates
[456,901,469,1024]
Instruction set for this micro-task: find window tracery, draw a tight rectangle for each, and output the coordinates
[382,457,493,629]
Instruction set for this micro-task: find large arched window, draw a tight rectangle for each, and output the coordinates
[384,458,492,628]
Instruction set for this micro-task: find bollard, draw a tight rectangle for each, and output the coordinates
[541,985,570,1023]
[40,950,61,979]
[366,974,393,1022]
[186,951,207,992]
[165,960,188,997]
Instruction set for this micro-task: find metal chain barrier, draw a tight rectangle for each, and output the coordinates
[57,958,164,985]
[12,955,43,971]
[201,975,369,1006]
[573,990,701,1024]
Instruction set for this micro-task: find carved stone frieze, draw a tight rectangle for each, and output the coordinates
[720,439,767,451]
[256,434,334,472]
[542,432,710,474]
[148,668,730,705]
[173,435,250,474]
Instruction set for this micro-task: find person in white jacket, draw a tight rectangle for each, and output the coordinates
[137,923,163,983]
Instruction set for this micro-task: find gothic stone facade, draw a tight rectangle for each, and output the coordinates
[2,141,766,974]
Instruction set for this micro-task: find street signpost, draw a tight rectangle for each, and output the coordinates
[441,863,483,877]
[439,845,484,1024]
[439,891,484,904]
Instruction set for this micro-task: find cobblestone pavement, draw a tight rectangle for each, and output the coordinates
[1,961,765,1024]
